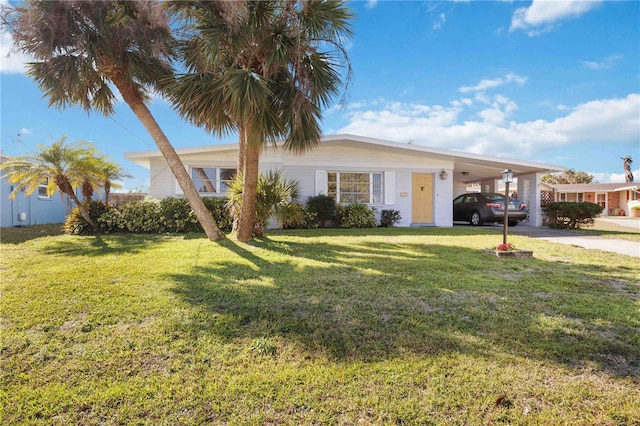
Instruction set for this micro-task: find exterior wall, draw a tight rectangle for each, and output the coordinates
[583,191,596,204]
[478,179,497,193]
[621,190,640,216]
[608,192,620,212]
[1,180,72,227]
[147,144,456,227]
[280,144,453,227]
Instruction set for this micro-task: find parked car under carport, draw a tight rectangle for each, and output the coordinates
[453,193,528,226]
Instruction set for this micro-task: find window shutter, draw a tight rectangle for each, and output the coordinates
[315,170,327,195]
[384,172,395,205]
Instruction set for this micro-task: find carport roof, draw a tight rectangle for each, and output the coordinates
[124,133,564,182]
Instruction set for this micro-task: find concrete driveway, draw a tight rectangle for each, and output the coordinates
[497,222,640,258]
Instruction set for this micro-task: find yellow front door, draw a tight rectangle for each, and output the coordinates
[412,174,434,223]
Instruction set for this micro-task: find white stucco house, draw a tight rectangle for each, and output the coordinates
[125,134,564,227]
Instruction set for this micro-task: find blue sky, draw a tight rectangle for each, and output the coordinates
[1,0,639,191]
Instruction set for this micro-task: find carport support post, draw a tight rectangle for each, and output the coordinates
[502,169,513,246]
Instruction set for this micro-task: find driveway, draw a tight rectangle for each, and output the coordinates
[500,225,640,258]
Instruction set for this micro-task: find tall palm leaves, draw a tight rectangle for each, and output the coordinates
[2,0,224,241]
[0,137,103,227]
[166,0,353,241]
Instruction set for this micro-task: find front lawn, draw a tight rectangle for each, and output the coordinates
[1,228,638,424]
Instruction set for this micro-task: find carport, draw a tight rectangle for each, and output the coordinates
[445,153,564,226]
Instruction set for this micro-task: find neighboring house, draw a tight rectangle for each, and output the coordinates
[1,155,70,227]
[125,134,564,227]
[545,182,640,216]
[1,154,106,228]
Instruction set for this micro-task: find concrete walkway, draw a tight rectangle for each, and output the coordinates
[503,226,640,258]
[596,216,640,230]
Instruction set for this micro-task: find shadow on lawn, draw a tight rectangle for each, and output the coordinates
[168,234,639,378]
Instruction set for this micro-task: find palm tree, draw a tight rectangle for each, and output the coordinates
[0,137,100,227]
[227,170,301,237]
[166,0,353,241]
[2,0,224,240]
[98,159,134,204]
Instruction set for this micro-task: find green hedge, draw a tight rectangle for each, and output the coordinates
[65,197,233,235]
[544,202,603,229]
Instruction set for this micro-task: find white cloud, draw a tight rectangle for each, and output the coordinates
[581,54,622,70]
[458,73,527,93]
[338,93,640,160]
[592,170,640,184]
[364,0,378,10]
[510,0,602,35]
[433,13,446,31]
[18,128,32,135]
[0,30,34,74]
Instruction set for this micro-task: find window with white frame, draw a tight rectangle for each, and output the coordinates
[189,167,236,194]
[327,172,383,204]
[38,178,51,199]
[558,193,584,202]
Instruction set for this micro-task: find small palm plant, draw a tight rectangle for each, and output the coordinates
[0,137,103,228]
[227,170,302,237]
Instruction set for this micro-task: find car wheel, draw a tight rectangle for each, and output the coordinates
[508,221,518,227]
[470,211,483,226]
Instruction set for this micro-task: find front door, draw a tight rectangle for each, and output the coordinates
[412,173,434,223]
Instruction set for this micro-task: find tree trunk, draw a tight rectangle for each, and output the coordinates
[104,181,111,204]
[232,126,247,234]
[56,175,95,228]
[238,126,246,177]
[236,143,260,242]
[108,71,224,241]
[69,189,95,229]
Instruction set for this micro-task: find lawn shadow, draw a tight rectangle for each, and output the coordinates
[168,234,639,378]
[36,233,180,257]
[0,224,65,244]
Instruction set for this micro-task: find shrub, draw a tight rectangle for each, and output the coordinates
[380,209,402,227]
[67,196,233,236]
[159,197,200,233]
[107,199,163,233]
[282,203,318,229]
[65,200,111,235]
[306,194,336,228]
[202,197,233,233]
[544,202,604,229]
[338,203,377,228]
[227,171,300,236]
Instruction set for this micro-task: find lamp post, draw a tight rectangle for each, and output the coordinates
[502,169,513,245]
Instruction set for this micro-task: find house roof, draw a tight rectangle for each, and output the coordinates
[124,133,564,182]
[549,183,639,192]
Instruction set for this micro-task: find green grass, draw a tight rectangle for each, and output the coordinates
[1,227,639,425]
[573,218,640,242]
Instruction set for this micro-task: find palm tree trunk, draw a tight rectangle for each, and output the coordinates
[237,142,260,242]
[109,74,224,241]
[238,126,246,177]
[69,189,95,229]
[232,126,247,234]
[56,175,95,229]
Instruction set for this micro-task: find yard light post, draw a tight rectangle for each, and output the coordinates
[502,169,513,245]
